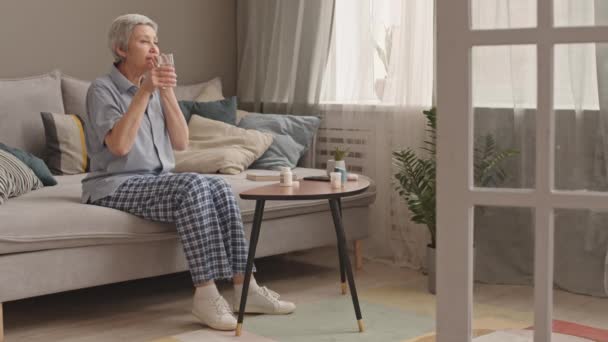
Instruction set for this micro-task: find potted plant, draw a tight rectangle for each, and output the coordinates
[326,146,349,176]
[392,107,517,294]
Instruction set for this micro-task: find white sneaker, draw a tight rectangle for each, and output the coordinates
[233,286,296,315]
[192,295,237,331]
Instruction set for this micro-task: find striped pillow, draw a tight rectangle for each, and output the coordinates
[41,112,89,175]
[0,150,43,204]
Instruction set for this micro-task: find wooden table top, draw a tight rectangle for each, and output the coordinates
[239,178,371,201]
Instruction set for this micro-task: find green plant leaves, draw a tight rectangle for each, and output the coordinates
[393,107,437,248]
[391,106,517,249]
[473,134,519,187]
[333,146,349,161]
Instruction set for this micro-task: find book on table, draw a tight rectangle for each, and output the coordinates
[246,171,298,181]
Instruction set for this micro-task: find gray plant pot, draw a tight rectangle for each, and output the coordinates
[427,245,436,294]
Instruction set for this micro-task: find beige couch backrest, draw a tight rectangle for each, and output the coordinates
[0,71,219,158]
[0,71,65,157]
[1,71,319,170]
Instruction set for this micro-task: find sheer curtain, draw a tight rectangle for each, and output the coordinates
[472,0,608,297]
[237,0,434,268]
[319,0,434,267]
[236,0,334,114]
[594,0,608,296]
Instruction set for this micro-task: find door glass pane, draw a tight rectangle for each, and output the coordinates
[553,209,608,335]
[473,206,534,337]
[553,43,608,191]
[472,45,536,189]
[554,0,608,27]
[471,0,536,29]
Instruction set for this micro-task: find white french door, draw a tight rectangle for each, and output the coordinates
[436,0,608,341]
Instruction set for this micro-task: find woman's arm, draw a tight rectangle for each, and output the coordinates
[104,88,152,156]
[104,65,182,156]
[159,86,189,151]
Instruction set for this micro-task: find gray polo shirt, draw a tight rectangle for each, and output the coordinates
[81,65,175,203]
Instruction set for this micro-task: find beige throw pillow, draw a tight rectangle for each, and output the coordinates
[174,115,273,175]
[174,77,224,101]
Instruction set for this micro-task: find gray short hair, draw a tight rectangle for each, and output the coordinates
[108,14,158,63]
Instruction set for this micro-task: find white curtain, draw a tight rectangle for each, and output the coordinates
[471,0,608,297]
[318,0,434,268]
[237,0,435,269]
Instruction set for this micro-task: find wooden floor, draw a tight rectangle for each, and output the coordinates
[4,246,607,341]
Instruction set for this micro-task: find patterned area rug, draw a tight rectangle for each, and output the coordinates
[411,322,608,342]
[150,285,606,342]
[469,320,608,342]
[549,320,608,342]
[151,297,435,342]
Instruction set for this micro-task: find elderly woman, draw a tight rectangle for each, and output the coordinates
[81,14,295,331]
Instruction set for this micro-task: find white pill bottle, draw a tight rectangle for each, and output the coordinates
[279,167,293,187]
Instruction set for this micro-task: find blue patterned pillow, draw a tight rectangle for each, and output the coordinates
[237,113,321,170]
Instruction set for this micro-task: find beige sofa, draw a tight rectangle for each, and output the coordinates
[0,71,376,338]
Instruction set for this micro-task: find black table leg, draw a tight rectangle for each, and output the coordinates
[236,199,265,336]
[329,198,364,332]
[335,200,346,294]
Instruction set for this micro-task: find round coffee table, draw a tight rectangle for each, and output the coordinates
[235,177,371,336]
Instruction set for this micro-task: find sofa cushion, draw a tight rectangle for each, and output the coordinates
[0,169,375,254]
[0,174,176,254]
[174,115,273,175]
[0,150,43,204]
[0,142,57,186]
[40,112,89,175]
[236,109,250,124]
[174,77,223,101]
[238,113,321,170]
[194,77,224,102]
[177,78,248,125]
[178,97,238,124]
[0,71,65,157]
[61,75,91,118]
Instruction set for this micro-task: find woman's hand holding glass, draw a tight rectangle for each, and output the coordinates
[142,53,177,92]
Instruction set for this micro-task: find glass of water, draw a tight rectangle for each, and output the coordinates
[157,53,174,89]
[158,53,173,67]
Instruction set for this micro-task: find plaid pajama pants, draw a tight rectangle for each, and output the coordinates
[93,172,253,285]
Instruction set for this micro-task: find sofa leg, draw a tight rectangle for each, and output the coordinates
[354,240,363,270]
[1,302,4,342]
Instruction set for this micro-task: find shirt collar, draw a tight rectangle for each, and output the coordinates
[109,64,139,94]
